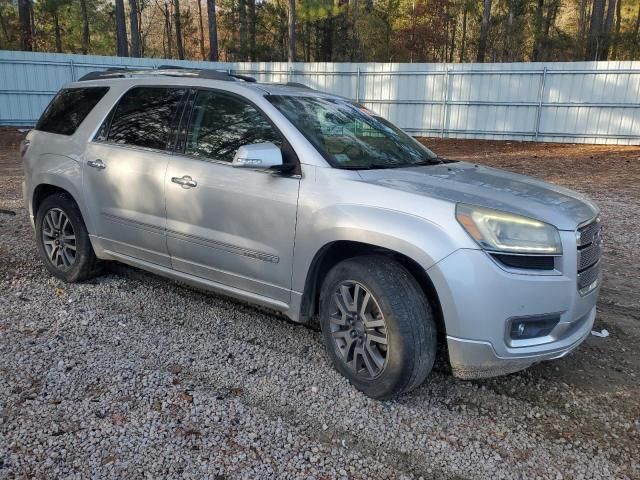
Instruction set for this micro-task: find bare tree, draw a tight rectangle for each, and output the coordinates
[288,0,296,62]
[129,0,141,57]
[476,0,491,62]
[115,0,129,56]
[79,0,90,53]
[18,0,32,51]
[174,0,184,59]
[206,0,218,60]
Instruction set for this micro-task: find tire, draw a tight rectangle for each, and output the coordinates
[35,192,100,282]
[319,255,437,400]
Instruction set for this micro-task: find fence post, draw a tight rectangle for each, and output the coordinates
[440,67,450,138]
[356,66,361,102]
[69,59,76,82]
[534,66,548,141]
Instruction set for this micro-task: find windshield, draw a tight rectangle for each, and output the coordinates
[267,95,440,169]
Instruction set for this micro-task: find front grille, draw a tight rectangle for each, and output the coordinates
[578,262,601,292]
[577,217,601,247]
[576,217,602,294]
[578,240,602,270]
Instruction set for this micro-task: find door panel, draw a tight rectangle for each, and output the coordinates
[165,158,300,303]
[82,86,187,266]
[84,143,171,266]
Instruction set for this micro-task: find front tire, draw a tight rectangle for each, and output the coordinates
[35,193,100,282]
[319,255,437,400]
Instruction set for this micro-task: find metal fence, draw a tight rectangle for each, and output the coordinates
[1,50,639,145]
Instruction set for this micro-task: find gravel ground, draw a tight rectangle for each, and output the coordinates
[1,128,639,479]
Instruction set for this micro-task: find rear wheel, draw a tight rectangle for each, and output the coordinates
[35,193,100,282]
[319,255,437,399]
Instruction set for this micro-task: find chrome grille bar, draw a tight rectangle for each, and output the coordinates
[576,217,602,295]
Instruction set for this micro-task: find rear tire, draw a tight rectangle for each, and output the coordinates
[35,193,100,282]
[319,255,437,400]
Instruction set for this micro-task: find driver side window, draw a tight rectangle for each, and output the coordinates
[185,90,281,162]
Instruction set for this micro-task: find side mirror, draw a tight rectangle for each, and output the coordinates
[232,142,283,170]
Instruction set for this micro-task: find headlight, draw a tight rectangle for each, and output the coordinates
[456,204,562,255]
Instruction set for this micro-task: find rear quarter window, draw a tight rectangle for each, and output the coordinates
[36,87,109,136]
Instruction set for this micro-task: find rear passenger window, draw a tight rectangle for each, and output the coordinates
[185,90,281,162]
[107,87,186,151]
[36,87,109,136]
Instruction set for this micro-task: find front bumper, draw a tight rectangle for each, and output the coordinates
[427,240,600,379]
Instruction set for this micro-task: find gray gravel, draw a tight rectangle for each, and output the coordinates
[1,133,639,479]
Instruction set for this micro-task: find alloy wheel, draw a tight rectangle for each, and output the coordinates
[329,281,389,379]
[42,208,77,270]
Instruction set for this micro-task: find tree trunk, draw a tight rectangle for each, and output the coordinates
[611,0,621,59]
[174,0,184,59]
[600,0,617,59]
[575,0,588,58]
[196,0,206,60]
[503,0,514,62]
[53,10,62,52]
[459,1,467,62]
[18,0,32,51]
[532,0,544,60]
[115,0,129,56]
[586,0,605,60]
[248,0,256,61]
[476,0,491,62]
[79,0,90,54]
[164,3,173,58]
[129,0,140,57]
[0,8,10,45]
[541,0,559,60]
[449,9,457,63]
[206,0,218,61]
[288,0,296,61]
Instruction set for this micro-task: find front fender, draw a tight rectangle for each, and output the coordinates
[291,203,472,292]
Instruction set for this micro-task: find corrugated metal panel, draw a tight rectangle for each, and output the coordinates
[0,51,639,144]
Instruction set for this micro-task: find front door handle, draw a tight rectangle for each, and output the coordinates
[87,159,106,170]
[171,175,197,188]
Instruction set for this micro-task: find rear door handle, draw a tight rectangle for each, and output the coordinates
[87,159,106,170]
[171,175,197,188]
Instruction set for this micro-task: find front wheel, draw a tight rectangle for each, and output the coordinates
[319,255,437,400]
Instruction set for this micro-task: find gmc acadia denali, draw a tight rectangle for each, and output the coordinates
[21,67,602,399]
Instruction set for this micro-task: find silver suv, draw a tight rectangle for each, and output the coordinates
[22,67,602,399]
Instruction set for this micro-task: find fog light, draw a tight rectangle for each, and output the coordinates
[509,315,561,340]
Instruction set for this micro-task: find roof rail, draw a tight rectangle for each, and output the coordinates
[285,81,314,90]
[77,66,256,83]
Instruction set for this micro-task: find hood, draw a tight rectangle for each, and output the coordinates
[356,161,598,230]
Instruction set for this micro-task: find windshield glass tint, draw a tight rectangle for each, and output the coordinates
[267,95,438,169]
